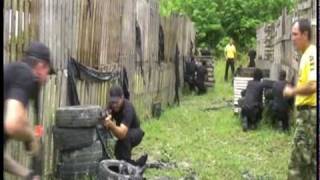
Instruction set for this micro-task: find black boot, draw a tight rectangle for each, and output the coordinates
[136,154,148,167]
[242,116,249,132]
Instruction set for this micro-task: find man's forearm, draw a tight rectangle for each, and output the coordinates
[4,153,30,177]
[6,125,34,142]
[293,82,316,96]
[109,124,126,140]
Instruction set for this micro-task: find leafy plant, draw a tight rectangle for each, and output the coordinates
[160,0,295,55]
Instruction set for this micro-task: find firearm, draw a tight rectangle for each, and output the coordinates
[96,108,115,159]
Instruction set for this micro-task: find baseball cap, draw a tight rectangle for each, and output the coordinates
[25,42,55,74]
[109,86,124,102]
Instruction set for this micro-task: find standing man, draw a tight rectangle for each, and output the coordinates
[195,61,208,95]
[104,86,148,167]
[283,19,317,180]
[271,70,293,132]
[185,56,197,92]
[224,38,237,81]
[4,42,54,180]
[248,48,256,67]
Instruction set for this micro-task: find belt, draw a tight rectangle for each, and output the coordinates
[296,105,316,111]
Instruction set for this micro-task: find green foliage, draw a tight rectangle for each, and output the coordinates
[160,0,295,54]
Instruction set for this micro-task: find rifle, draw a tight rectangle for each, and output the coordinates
[96,109,116,159]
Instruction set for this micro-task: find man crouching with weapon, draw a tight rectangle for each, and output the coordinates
[100,85,148,167]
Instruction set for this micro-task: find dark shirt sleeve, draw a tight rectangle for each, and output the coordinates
[121,105,133,128]
[5,65,37,107]
[6,88,29,107]
[261,80,274,89]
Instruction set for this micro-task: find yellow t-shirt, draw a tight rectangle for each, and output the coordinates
[295,44,317,106]
[225,44,236,59]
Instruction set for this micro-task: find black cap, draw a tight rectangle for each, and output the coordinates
[109,86,124,102]
[25,42,55,74]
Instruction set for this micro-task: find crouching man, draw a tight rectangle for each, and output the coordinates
[103,86,148,167]
[241,68,271,131]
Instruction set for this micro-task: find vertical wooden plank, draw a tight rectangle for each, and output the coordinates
[74,0,78,60]
[16,0,23,59]
[55,0,61,71]
[4,0,10,64]
[67,0,71,64]
[24,0,30,49]
[78,0,84,62]
[11,0,17,62]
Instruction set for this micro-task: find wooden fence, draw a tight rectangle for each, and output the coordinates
[255,0,316,81]
[3,0,195,179]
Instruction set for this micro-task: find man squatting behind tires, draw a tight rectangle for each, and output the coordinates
[102,86,148,167]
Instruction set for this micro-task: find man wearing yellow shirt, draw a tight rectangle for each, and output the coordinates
[224,38,236,81]
[283,19,317,180]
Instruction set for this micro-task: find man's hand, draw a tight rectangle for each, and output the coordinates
[283,85,295,97]
[104,115,114,129]
[25,137,40,156]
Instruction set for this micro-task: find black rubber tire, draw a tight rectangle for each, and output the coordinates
[61,141,103,164]
[97,160,143,180]
[56,105,102,128]
[57,161,99,179]
[53,127,97,151]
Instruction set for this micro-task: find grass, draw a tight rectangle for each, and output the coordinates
[133,59,293,180]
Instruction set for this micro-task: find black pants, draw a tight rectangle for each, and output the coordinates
[241,105,262,129]
[196,80,206,94]
[272,108,289,131]
[115,128,144,163]
[187,76,196,91]
[224,59,235,81]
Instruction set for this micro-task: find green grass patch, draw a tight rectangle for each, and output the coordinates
[134,60,292,179]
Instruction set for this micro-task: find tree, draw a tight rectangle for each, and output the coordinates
[160,0,294,55]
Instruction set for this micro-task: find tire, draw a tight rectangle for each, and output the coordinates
[57,161,99,179]
[97,160,143,180]
[61,141,103,164]
[56,105,102,128]
[53,127,97,151]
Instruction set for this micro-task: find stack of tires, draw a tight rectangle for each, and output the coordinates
[205,59,215,88]
[53,105,108,180]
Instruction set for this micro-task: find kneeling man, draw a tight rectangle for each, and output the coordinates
[104,86,147,167]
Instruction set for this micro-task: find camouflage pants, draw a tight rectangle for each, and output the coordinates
[287,108,316,180]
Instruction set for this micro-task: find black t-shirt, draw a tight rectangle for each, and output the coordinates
[4,62,39,144]
[243,80,269,108]
[4,62,39,107]
[111,99,141,129]
[196,65,207,82]
[271,80,290,111]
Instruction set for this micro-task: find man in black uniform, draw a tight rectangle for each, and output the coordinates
[195,61,208,95]
[104,86,147,167]
[241,68,269,131]
[248,49,256,67]
[4,42,54,180]
[270,70,293,131]
[185,56,197,92]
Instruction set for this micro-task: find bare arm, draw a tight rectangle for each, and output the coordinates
[293,81,316,95]
[104,115,128,140]
[109,123,128,140]
[4,153,30,177]
[4,99,35,142]
[283,81,316,97]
